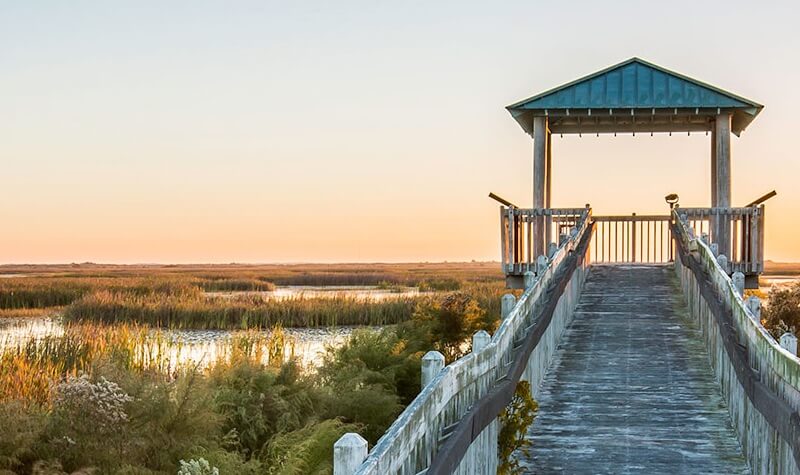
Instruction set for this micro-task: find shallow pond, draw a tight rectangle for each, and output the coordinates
[206,285,421,301]
[0,315,377,370]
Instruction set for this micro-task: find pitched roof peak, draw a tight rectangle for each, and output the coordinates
[507,58,763,136]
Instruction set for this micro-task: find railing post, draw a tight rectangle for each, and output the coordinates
[523,271,536,289]
[710,243,719,256]
[559,232,568,246]
[472,330,491,353]
[746,296,762,320]
[732,272,745,296]
[780,333,798,356]
[547,242,558,259]
[536,255,548,276]
[501,294,516,319]
[421,351,445,387]
[717,255,729,275]
[334,433,368,475]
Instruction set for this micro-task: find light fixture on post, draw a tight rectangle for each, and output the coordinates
[665,193,679,210]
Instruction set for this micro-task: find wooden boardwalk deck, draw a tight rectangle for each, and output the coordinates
[516,265,749,474]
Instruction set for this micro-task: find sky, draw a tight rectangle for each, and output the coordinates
[1,0,799,263]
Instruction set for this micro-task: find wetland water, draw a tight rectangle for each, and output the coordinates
[0,316,374,369]
[0,285,411,369]
[206,285,420,300]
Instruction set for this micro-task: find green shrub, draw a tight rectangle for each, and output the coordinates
[264,419,361,474]
[498,381,538,475]
[210,360,318,459]
[762,282,800,338]
[0,401,45,472]
[407,292,487,362]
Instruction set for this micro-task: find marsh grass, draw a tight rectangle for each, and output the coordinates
[0,277,200,309]
[64,291,419,329]
[0,322,296,405]
[0,272,509,474]
[1,263,510,330]
[199,278,275,292]
[0,307,63,319]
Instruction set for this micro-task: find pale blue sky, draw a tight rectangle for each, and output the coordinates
[2,1,799,262]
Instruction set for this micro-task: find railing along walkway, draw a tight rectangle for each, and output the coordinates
[672,211,800,474]
[334,211,594,475]
[502,206,765,277]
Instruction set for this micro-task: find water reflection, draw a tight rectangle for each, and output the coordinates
[0,316,376,370]
[206,285,420,301]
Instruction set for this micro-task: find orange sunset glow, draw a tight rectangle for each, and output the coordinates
[2,2,798,264]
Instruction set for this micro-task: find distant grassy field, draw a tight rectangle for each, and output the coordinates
[0,262,508,329]
[764,261,800,276]
[0,261,503,283]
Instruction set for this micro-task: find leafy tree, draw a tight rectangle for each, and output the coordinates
[407,292,487,362]
[762,282,800,339]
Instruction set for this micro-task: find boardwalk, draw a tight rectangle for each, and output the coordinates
[517,265,749,474]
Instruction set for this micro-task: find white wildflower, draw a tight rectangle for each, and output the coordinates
[54,374,133,429]
[177,458,219,475]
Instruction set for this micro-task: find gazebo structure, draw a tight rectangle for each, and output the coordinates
[499,58,767,288]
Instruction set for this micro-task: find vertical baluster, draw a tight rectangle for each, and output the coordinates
[659,220,663,262]
[602,221,607,263]
[668,217,672,262]
[626,220,630,262]
[632,215,637,263]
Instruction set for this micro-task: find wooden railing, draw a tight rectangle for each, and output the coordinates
[592,214,672,264]
[500,206,591,275]
[672,211,800,474]
[502,205,765,276]
[676,206,765,274]
[341,215,594,475]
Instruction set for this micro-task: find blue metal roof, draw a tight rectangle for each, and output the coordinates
[507,58,763,136]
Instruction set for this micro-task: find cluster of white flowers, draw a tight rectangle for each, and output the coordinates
[177,458,219,475]
[54,374,133,428]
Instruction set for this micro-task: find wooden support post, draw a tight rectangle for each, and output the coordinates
[546,129,552,208]
[545,128,552,245]
[709,118,719,261]
[710,121,717,206]
[533,116,547,259]
[715,113,732,258]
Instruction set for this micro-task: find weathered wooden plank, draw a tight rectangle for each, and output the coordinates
[516,266,749,473]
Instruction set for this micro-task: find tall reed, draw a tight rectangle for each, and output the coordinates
[64,291,417,329]
[0,322,296,405]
